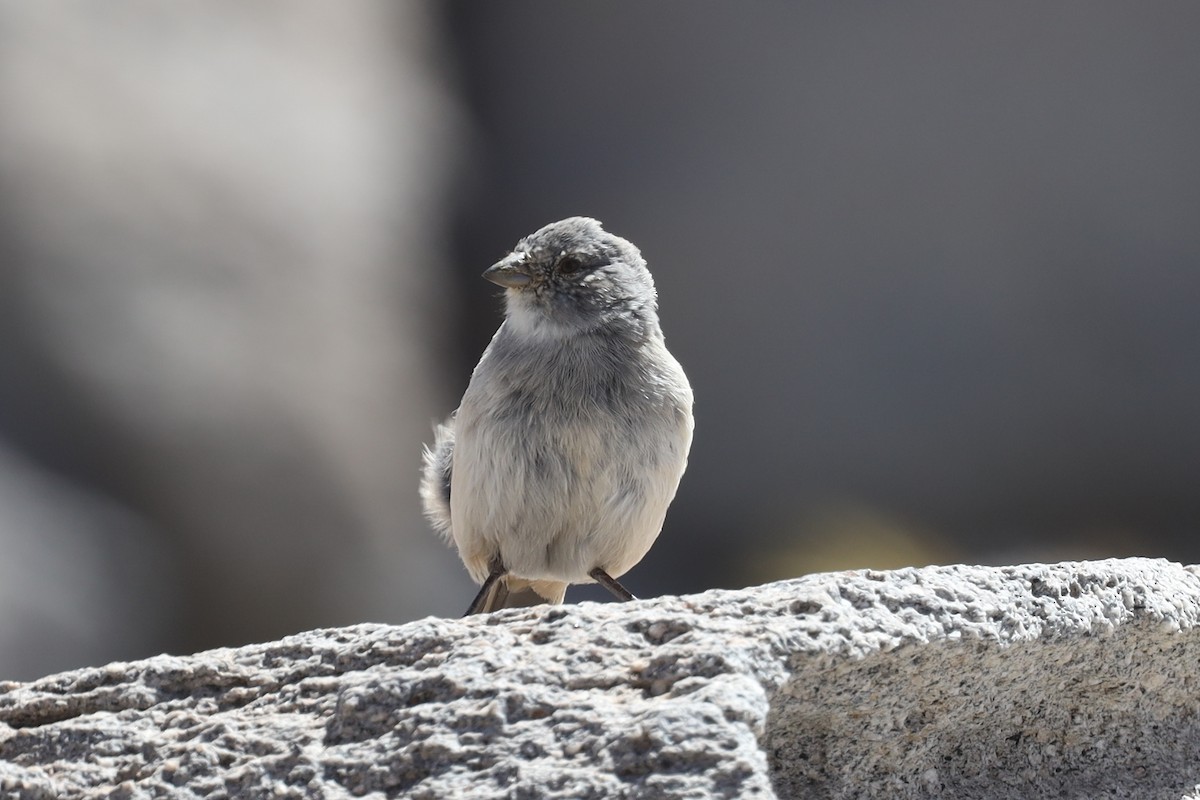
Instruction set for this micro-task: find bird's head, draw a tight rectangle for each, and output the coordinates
[484,217,659,339]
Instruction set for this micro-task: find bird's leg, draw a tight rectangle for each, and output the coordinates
[589,567,637,602]
[464,560,507,616]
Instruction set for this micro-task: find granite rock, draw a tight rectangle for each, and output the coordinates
[2,558,1199,799]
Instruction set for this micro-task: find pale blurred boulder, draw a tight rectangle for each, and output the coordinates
[0,0,466,678]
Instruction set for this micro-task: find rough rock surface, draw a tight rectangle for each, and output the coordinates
[1,558,1199,799]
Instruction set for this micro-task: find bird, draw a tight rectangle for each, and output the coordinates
[421,217,694,615]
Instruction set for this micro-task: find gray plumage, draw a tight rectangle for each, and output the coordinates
[421,217,694,614]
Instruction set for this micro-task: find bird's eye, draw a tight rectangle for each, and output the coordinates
[556,254,586,275]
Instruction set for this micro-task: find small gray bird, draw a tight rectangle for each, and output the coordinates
[421,217,694,615]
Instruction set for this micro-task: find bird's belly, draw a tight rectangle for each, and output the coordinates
[450,410,687,584]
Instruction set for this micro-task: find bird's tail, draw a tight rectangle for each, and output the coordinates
[419,421,455,541]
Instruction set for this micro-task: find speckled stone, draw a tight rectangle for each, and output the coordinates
[1,559,1198,799]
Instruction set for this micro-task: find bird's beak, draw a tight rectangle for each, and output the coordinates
[483,252,533,289]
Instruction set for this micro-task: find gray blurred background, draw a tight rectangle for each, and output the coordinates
[2,1,1198,680]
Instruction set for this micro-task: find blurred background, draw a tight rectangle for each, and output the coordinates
[2,1,1199,680]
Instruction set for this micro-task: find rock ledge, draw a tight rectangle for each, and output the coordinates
[2,558,1199,799]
